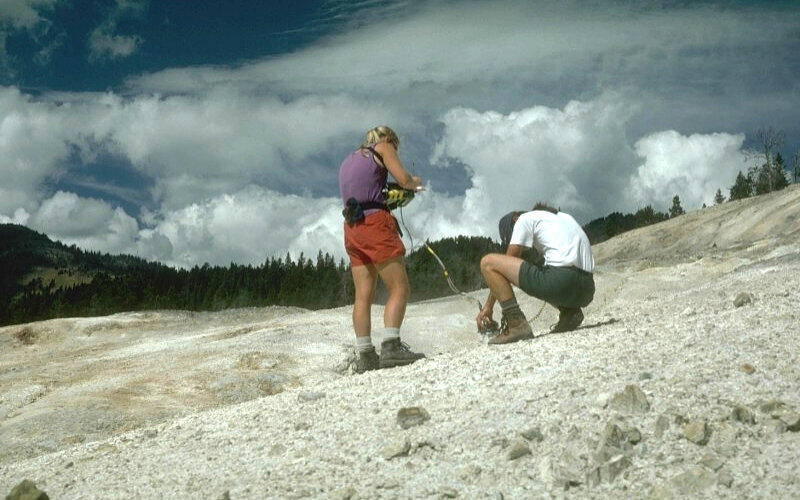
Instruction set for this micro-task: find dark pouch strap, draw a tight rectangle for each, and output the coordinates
[365,146,385,167]
[342,197,364,224]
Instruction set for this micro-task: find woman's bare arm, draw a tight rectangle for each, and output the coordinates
[374,141,421,190]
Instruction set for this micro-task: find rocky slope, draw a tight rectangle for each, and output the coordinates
[1,187,799,499]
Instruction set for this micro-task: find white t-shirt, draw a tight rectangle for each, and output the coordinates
[509,211,594,272]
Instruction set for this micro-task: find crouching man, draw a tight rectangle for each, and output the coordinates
[476,203,595,345]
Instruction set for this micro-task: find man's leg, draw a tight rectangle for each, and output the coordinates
[480,253,534,344]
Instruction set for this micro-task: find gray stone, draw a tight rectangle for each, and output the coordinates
[539,449,585,489]
[144,429,158,439]
[760,399,788,415]
[379,479,400,489]
[739,363,756,374]
[595,422,626,462]
[625,427,643,445]
[639,372,654,380]
[670,467,716,494]
[731,405,756,424]
[439,487,459,498]
[382,438,411,460]
[608,385,650,413]
[587,454,631,486]
[330,487,357,500]
[765,418,787,434]
[717,470,734,488]
[733,292,753,307]
[683,420,711,445]
[655,414,670,438]
[506,439,531,460]
[397,407,430,429]
[6,480,49,500]
[294,421,311,431]
[297,391,325,402]
[521,426,544,442]
[779,411,800,432]
[490,437,509,449]
[699,453,724,471]
[647,484,674,500]
[219,491,231,500]
[458,464,482,479]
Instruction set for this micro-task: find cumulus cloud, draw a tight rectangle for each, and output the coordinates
[431,95,639,224]
[628,131,747,210]
[431,97,749,230]
[0,0,58,72]
[87,0,147,62]
[28,191,140,254]
[2,0,798,267]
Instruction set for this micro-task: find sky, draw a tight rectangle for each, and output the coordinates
[1,0,799,268]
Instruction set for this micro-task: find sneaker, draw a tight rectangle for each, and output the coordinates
[354,348,379,374]
[379,338,425,368]
[488,312,534,345]
[550,308,584,333]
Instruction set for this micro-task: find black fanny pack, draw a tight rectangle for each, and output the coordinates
[342,197,389,224]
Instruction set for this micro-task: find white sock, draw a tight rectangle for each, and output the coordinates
[355,336,374,353]
[382,327,400,342]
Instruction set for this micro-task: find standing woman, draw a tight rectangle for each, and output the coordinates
[339,126,425,373]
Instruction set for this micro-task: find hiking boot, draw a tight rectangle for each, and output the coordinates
[379,338,425,368]
[354,348,379,374]
[488,312,534,345]
[550,308,584,333]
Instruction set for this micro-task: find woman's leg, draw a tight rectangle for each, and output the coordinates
[351,263,378,336]
[375,255,410,328]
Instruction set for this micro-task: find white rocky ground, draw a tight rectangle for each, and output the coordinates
[1,186,800,499]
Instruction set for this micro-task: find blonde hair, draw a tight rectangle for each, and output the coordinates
[361,125,399,149]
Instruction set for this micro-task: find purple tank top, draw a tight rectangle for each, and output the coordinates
[338,146,387,214]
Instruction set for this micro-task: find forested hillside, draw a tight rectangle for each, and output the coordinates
[0,224,500,326]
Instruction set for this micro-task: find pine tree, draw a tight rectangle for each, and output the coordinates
[771,153,789,191]
[669,195,685,218]
[714,188,725,204]
[729,171,752,200]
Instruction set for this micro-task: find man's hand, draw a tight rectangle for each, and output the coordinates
[476,305,494,332]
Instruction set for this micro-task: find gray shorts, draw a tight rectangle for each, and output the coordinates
[518,262,595,309]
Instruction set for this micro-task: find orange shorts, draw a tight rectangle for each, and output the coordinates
[343,210,405,266]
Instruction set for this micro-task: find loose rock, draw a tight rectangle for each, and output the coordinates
[683,421,711,445]
[587,454,631,486]
[382,438,411,460]
[397,407,430,429]
[521,427,544,442]
[297,391,325,402]
[655,414,670,438]
[731,405,756,424]
[607,385,650,413]
[439,487,459,498]
[506,439,531,460]
[718,470,734,488]
[699,453,724,471]
[670,467,716,494]
[739,363,756,374]
[330,486,357,500]
[733,292,753,307]
[779,412,800,432]
[6,480,49,500]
